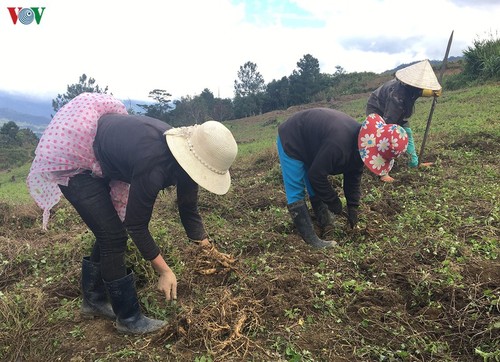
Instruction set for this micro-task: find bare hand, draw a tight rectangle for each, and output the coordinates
[157,270,177,301]
[196,238,211,247]
[419,162,434,167]
[380,174,395,183]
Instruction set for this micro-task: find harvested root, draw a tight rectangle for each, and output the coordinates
[201,243,236,264]
[195,242,239,275]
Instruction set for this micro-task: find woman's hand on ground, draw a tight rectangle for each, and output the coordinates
[157,269,177,301]
[419,162,433,167]
[380,174,395,182]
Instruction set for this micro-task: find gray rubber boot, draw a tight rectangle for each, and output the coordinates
[105,271,167,334]
[310,195,336,239]
[287,200,336,248]
[81,257,115,320]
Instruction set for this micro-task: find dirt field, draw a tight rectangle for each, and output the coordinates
[1,87,499,361]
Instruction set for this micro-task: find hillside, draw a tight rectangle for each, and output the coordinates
[0,90,150,136]
[0,107,51,126]
[0,81,498,361]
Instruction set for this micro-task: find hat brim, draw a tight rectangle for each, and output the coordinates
[364,155,394,176]
[395,60,442,91]
[358,114,407,176]
[165,129,231,195]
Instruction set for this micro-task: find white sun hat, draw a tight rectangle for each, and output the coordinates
[395,59,442,91]
[165,120,238,195]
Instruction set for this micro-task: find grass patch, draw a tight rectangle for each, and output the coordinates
[0,163,32,205]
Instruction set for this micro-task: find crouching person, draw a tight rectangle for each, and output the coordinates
[277,108,408,248]
[27,93,238,334]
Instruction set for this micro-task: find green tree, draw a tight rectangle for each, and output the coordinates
[170,95,207,126]
[0,121,37,147]
[212,98,234,121]
[262,76,290,112]
[0,121,38,169]
[16,128,39,147]
[169,89,234,126]
[233,95,257,119]
[0,121,20,142]
[289,54,321,105]
[234,61,266,97]
[199,88,216,112]
[233,61,266,117]
[137,89,173,122]
[52,74,109,115]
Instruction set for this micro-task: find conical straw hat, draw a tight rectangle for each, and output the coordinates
[395,59,441,91]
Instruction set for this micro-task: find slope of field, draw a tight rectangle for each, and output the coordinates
[0,83,499,361]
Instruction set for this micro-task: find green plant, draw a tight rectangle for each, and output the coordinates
[194,355,213,362]
[463,31,500,81]
[69,326,84,339]
[284,307,300,320]
[476,348,500,362]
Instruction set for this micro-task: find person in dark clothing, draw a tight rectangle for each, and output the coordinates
[366,59,442,182]
[277,108,408,248]
[27,93,238,334]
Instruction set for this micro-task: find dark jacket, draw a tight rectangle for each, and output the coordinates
[93,114,207,260]
[278,108,364,209]
[366,78,421,127]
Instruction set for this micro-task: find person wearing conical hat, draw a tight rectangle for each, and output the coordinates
[27,92,238,335]
[366,59,442,182]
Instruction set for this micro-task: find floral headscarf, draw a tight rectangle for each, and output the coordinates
[358,113,409,176]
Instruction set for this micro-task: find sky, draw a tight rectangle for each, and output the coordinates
[1,0,499,103]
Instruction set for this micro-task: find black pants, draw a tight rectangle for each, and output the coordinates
[59,172,128,281]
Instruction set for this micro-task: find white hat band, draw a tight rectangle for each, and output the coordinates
[165,120,237,195]
[187,138,226,175]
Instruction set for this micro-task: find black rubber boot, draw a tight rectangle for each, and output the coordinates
[287,200,336,248]
[310,195,336,239]
[81,257,115,320]
[105,271,167,334]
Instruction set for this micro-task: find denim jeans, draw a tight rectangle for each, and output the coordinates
[59,171,128,282]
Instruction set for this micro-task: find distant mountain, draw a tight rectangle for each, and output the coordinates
[0,108,50,137]
[0,91,150,136]
[0,92,51,136]
[0,91,52,120]
[0,107,51,126]
[384,56,463,74]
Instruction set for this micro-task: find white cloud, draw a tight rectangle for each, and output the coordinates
[1,0,499,102]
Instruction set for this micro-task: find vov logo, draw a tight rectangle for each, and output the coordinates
[7,7,46,25]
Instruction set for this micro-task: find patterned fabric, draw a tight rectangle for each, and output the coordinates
[27,93,129,229]
[358,113,409,176]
